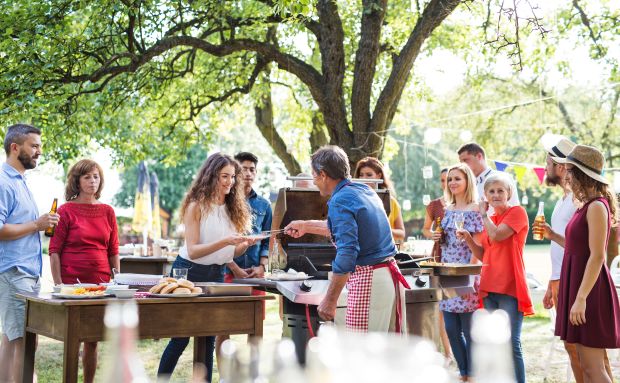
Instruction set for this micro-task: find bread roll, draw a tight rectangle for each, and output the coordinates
[191,287,203,294]
[177,279,195,289]
[149,282,169,293]
[159,277,177,283]
[172,287,191,294]
[160,282,179,294]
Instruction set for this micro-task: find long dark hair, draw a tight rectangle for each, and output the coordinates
[180,153,251,233]
[569,166,618,226]
[354,156,395,195]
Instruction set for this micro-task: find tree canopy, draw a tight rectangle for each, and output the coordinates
[0,0,554,171]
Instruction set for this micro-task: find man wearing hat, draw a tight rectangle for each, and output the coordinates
[537,139,614,382]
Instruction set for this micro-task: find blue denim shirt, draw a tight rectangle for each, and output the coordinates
[0,163,42,276]
[328,179,396,274]
[232,189,272,269]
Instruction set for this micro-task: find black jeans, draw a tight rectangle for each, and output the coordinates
[157,256,224,382]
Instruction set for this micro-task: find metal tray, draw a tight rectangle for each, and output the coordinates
[418,262,482,276]
[193,282,255,296]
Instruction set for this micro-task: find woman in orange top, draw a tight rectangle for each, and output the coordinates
[458,172,533,383]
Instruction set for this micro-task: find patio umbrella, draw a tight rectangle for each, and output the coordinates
[149,171,161,240]
[131,162,152,254]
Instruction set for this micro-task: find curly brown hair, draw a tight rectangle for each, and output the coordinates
[354,157,395,195]
[64,159,104,201]
[180,153,251,233]
[568,165,618,226]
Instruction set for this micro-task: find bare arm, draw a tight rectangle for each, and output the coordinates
[50,253,63,285]
[422,210,434,239]
[481,215,515,242]
[570,201,608,325]
[317,273,350,321]
[0,213,59,241]
[459,230,485,261]
[108,254,120,276]
[540,222,566,248]
[285,219,330,238]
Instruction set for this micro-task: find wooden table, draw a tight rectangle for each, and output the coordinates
[20,293,273,383]
[119,256,173,275]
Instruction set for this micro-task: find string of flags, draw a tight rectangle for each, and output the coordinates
[490,159,546,185]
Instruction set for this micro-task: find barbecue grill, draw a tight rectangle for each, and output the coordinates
[262,183,443,363]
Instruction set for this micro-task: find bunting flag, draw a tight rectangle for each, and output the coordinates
[132,162,152,234]
[533,167,546,185]
[494,160,509,172]
[513,165,527,184]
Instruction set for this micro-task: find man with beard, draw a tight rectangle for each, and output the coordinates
[0,124,59,383]
[535,136,613,382]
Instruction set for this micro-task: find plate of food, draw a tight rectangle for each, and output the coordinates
[52,286,111,299]
[148,277,203,296]
[266,269,312,281]
[417,261,483,276]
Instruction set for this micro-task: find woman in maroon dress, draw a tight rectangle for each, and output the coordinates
[547,145,620,383]
[49,159,119,383]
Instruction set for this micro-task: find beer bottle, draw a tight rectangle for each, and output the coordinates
[435,216,444,243]
[44,198,58,237]
[533,202,545,241]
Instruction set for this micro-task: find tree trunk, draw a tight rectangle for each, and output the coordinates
[254,85,302,175]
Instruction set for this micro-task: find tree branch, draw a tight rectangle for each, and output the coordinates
[572,0,605,57]
[369,0,462,157]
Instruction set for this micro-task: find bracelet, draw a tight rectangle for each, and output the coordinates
[259,264,266,270]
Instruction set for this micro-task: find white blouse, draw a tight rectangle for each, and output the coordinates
[179,203,236,265]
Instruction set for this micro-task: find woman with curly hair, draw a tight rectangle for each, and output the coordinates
[354,157,406,242]
[157,152,256,383]
[537,145,620,383]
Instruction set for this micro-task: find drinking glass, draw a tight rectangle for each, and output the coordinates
[454,212,465,242]
[173,268,188,280]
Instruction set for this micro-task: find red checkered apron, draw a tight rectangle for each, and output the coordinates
[345,259,410,333]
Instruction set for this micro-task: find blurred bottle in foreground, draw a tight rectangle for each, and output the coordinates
[100,301,149,383]
[472,309,515,383]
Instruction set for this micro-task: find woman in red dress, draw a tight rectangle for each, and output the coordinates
[544,145,620,383]
[49,159,119,383]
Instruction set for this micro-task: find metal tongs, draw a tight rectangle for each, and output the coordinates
[261,229,287,237]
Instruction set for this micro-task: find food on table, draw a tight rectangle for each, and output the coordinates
[60,285,107,296]
[148,277,200,295]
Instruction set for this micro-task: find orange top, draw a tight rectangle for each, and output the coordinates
[479,206,534,316]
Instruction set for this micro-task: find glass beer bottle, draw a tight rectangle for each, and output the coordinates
[533,202,545,241]
[44,198,58,237]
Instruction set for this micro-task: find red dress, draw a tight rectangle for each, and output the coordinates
[555,198,620,348]
[48,202,119,284]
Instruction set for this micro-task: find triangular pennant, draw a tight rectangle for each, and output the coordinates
[494,160,509,172]
[533,167,546,185]
[513,165,527,184]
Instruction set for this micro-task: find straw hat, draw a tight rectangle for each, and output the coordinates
[562,144,608,185]
[543,136,576,161]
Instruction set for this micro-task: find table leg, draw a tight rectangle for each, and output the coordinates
[21,330,36,383]
[193,336,207,381]
[62,336,80,383]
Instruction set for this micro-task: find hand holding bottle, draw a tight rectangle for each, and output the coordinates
[36,213,60,232]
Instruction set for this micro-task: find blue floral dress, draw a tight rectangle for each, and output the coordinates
[439,210,484,313]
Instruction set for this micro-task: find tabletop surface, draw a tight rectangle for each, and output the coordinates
[18,292,273,306]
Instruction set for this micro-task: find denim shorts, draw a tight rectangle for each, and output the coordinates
[0,268,40,341]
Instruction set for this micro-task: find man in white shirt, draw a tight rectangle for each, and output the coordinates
[457,143,520,208]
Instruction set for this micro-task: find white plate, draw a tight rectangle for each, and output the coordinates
[52,293,112,299]
[149,293,203,298]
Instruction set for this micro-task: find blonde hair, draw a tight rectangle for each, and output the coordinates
[444,164,478,205]
[483,173,514,200]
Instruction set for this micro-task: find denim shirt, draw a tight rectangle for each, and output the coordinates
[0,162,42,276]
[328,179,396,274]
[231,189,272,269]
